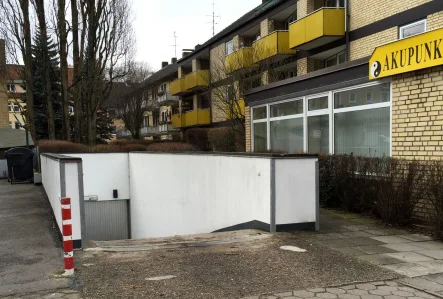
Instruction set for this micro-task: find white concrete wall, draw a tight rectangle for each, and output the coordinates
[68,153,130,201]
[0,160,7,179]
[129,153,272,239]
[41,155,82,241]
[275,159,318,225]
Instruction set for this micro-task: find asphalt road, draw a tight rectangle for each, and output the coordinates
[0,179,70,296]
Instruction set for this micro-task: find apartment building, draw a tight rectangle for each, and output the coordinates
[141,0,443,159]
[0,40,8,129]
[6,65,26,129]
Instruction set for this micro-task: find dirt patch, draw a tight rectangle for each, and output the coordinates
[77,232,400,299]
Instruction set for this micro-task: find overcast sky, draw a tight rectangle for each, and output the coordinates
[132,0,261,71]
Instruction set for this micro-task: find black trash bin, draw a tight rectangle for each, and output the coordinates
[5,147,35,184]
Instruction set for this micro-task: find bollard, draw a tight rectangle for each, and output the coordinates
[60,197,74,276]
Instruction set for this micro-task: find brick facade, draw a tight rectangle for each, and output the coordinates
[391,66,443,160]
[349,28,397,60]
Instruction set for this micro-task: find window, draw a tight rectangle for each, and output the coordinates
[8,103,12,112]
[325,50,346,68]
[308,96,328,111]
[271,118,303,152]
[253,122,267,151]
[7,84,16,92]
[399,19,426,39]
[271,100,303,117]
[9,103,20,112]
[253,106,267,120]
[284,10,297,30]
[325,0,345,8]
[308,115,329,153]
[225,40,234,55]
[15,122,20,129]
[334,83,390,109]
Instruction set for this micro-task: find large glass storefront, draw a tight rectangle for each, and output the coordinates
[251,82,391,157]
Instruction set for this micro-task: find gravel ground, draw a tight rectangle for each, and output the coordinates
[77,232,400,299]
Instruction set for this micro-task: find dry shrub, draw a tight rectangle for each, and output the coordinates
[423,161,443,239]
[38,140,91,153]
[111,139,155,146]
[146,142,199,152]
[93,144,147,152]
[184,128,210,151]
[208,127,237,152]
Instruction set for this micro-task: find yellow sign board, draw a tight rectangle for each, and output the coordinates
[369,28,443,80]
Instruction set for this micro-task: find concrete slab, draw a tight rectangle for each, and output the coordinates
[397,234,433,242]
[382,243,428,252]
[342,225,375,232]
[383,262,442,277]
[415,260,443,273]
[370,236,415,244]
[315,233,351,240]
[413,242,443,250]
[424,273,443,284]
[386,252,434,263]
[364,230,394,236]
[400,277,443,292]
[335,247,365,256]
[318,239,356,248]
[417,250,443,260]
[348,237,385,246]
[357,254,404,265]
[354,245,397,255]
[342,231,376,238]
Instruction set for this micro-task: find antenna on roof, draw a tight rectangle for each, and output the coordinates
[170,31,179,58]
[206,1,220,36]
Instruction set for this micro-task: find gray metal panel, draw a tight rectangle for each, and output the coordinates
[84,200,129,241]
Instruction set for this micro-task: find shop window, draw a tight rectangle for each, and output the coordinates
[271,99,303,117]
[399,19,426,39]
[253,122,267,151]
[253,106,267,120]
[225,40,234,55]
[333,83,390,109]
[308,96,328,111]
[308,115,329,153]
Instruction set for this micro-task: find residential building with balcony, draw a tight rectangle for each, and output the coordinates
[138,0,443,160]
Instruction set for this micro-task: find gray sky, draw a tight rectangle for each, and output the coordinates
[132,0,261,71]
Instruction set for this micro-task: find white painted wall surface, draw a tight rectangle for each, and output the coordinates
[41,155,62,233]
[129,153,272,239]
[68,153,129,201]
[275,159,318,225]
[64,162,82,241]
[0,160,7,179]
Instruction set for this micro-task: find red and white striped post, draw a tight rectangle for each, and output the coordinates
[61,197,74,276]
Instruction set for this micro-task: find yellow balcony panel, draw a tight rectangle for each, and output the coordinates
[289,7,345,50]
[182,109,211,127]
[252,31,296,63]
[225,48,255,73]
[184,70,209,91]
[172,114,183,128]
[170,78,186,96]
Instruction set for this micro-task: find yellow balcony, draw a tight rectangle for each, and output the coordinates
[171,109,211,129]
[184,70,209,91]
[289,8,345,50]
[252,31,296,63]
[225,48,255,73]
[170,78,186,95]
[227,99,245,119]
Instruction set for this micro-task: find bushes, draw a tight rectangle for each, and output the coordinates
[146,142,199,152]
[184,128,210,151]
[93,144,147,152]
[38,140,91,153]
[423,161,443,239]
[208,127,237,152]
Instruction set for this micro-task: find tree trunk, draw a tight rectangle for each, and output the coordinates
[71,0,82,143]
[86,0,97,145]
[58,0,70,140]
[19,0,36,142]
[35,0,55,139]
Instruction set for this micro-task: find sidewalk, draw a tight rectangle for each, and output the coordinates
[0,180,80,298]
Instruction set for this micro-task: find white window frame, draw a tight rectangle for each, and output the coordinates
[399,19,426,39]
[251,80,392,156]
[14,103,20,112]
[225,40,234,56]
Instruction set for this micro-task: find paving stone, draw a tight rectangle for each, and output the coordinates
[382,263,441,277]
[275,292,294,297]
[316,293,337,299]
[396,234,433,242]
[308,288,326,293]
[361,295,383,299]
[413,242,443,251]
[342,285,356,290]
[386,252,434,263]
[392,290,415,297]
[293,290,316,297]
[378,286,399,292]
[326,288,346,295]
[384,296,407,299]
[415,260,443,273]
[354,245,397,255]
[342,225,374,231]
[371,236,414,244]
[424,273,443,284]
[243,296,259,299]
[364,230,393,236]
[356,284,377,291]
[416,250,443,260]
[382,243,428,252]
[412,291,438,299]
[397,286,417,292]
[385,282,399,287]
[358,254,404,265]
[348,238,385,246]
[348,289,369,296]
[372,282,386,286]
[338,294,360,299]
[281,297,297,299]
[336,247,366,256]
[342,232,376,238]
[368,289,392,296]
[401,277,443,292]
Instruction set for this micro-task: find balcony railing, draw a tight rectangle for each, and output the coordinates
[289,7,345,50]
[159,123,180,133]
[170,78,186,96]
[225,47,255,73]
[172,109,211,129]
[141,126,159,136]
[252,30,296,63]
[157,92,179,104]
[184,70,210,91]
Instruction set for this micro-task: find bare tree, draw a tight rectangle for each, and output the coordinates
[34,0,55,139]
[0,0,36,140]
[57,0,70,140]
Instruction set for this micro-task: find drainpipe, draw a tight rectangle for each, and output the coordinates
[345,0,350,62]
